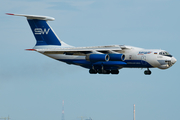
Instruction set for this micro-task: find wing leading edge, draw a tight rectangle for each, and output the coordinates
[33,45,126,54]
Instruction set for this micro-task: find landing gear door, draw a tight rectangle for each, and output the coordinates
[141,56,147,65]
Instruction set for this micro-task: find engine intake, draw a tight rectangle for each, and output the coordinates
[109,54,125,61]
[86,54,109,62]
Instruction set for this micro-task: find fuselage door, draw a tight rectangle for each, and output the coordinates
[141,56,147,65]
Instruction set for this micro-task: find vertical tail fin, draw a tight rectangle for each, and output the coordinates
[6,13,71,48]
[27,19,61,46]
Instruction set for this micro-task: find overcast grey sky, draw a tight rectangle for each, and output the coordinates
[0,0,180,120]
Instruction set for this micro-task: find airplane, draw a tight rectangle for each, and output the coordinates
[6,13,177,75]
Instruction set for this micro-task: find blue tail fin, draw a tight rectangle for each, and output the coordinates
[6,13,71,47]
[28,19,61,46]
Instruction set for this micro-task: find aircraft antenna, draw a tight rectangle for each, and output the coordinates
[62,100,65,120]
[133,104,135,120]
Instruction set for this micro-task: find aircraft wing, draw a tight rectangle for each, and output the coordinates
[31,45,124,55]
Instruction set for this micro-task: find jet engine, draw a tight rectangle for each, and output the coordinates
[109,54,125,61]
[86,54,109,62]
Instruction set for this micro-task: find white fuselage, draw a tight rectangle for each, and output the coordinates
[37,45,176,70]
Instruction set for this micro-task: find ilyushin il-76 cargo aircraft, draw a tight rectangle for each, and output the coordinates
[7,13,177,75]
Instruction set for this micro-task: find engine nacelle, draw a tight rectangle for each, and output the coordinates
[109,54,125,61]
[86,54,109,62]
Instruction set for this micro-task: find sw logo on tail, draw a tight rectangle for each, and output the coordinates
[7,13,177,75]
[34,28,50,35]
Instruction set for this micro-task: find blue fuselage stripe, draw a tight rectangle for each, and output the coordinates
[57,59,153,69]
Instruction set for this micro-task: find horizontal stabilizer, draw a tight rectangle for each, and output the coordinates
[6,13,55,21]
[25,49,36,51]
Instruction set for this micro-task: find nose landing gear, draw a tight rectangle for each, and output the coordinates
[144,68,151,75]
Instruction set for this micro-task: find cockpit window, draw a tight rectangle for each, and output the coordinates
[159,51,172,57]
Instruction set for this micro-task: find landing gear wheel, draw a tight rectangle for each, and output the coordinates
[97,69,110,74]
[144,68,151,75]
[89,69,97,74]
[105,70,111,74]
[111,70,119,74]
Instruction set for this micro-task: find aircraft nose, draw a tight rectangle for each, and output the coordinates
[171,57,177,64]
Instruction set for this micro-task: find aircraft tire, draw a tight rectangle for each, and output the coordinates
[144,70,151,75]
[111,70,119,74]
[89,69,97,74]
[97,69,111,74]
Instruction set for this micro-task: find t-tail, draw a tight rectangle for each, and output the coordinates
[6,13,72,49]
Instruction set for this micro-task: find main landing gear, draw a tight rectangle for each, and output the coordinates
[89,65,119,75]
[89,69,119,74]
[144,68,151,75]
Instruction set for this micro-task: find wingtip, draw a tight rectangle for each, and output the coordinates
[6,13,14,15]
